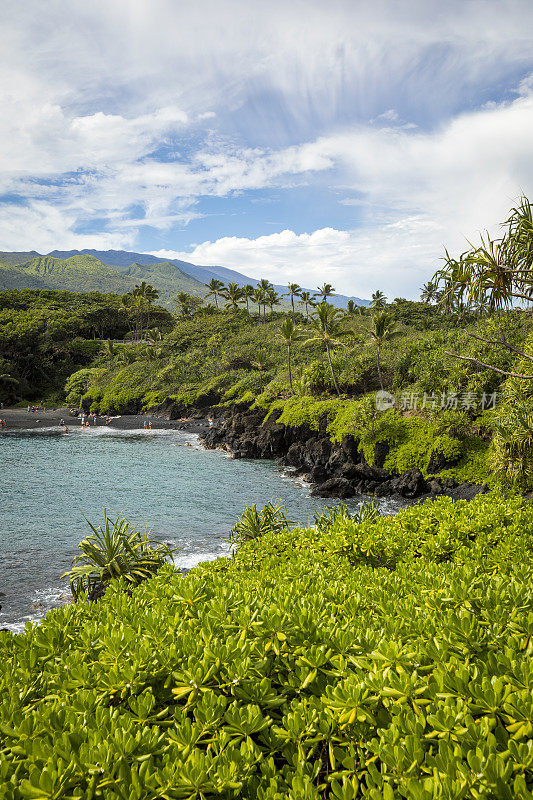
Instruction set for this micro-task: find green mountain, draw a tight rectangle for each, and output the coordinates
[0,262,50,290]
[0,251,41,266]
[0,255,207,307]
[123,261,206,299]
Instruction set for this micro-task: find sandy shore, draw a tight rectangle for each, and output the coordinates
[0,407,211,435]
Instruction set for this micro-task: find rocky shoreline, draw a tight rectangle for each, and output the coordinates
[200,404,489,503]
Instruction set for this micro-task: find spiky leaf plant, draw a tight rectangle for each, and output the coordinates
[63,510,175,599]
[313,501,381,532]
[228,501,293,548]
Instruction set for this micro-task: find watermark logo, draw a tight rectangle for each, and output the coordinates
[375,390,396,411]
[375,390,498,411]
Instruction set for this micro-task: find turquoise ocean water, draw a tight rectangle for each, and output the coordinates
[0,426,402,632]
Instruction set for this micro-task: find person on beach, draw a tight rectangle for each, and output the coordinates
[143,420,147,429]
[148,421,152,430]
[64,426,68,434]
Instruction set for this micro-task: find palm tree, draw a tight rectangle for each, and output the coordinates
[284,283,302,314]
[278,317,302,393]
[133,281,159,331]
[251,287,264,317]
[251,348,269,392]
[370,290,387,309]
[298,290,313,319]
[303,303,346,396]
[420,281,436,305]
[258,278,273,293]
[345,299,358,316]
[317,283,335,302]
[368,311,398,389]
[242,284,255,313]
[224,282,243,310]
[173,291,202,317]
[266,289,281,313]
[131,294,146,340]
[204,278,225,309]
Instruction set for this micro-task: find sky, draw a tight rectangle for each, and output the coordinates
[1,0,533,299]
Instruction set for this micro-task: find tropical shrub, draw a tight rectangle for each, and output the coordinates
[62,510,175,599]
[228,501,293,549]
[2,494,533,797]
[64,368,102,407]
[313,500,381,531]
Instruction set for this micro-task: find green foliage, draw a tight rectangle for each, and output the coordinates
[0,289,148,399]
[65,368,103,407]
[4,282,533,487]
[3,494,533,797]
[228,502,293,549]
[62,510,175,600]
[313,501,381,532]
[275,395,347,430]
[439,436,492,485]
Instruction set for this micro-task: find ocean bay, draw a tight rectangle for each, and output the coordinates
[0,426,400,632]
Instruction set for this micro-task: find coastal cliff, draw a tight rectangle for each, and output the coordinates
[200,404,489,502]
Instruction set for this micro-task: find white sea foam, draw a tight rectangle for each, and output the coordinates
[175,549,230,570]
[14,425,190,438]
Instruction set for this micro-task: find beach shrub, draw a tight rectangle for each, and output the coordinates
[99,387,145,414]
[2,494,533,797]
[62,510,175,600]
[228,501,293,549]
[313,500,381,532]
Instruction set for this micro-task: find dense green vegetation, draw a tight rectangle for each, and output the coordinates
[0,289,172,402]
[53,296,530,487]
[2,277,532,485]
[2,493,533,798]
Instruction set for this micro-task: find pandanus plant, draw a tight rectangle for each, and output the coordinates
[228,502,292,549]
[63,510,175,600]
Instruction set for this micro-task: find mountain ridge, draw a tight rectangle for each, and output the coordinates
[0,248,370,307]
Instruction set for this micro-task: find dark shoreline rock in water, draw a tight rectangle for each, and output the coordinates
[200,404,489,502]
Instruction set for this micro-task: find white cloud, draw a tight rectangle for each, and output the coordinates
[152,90,533,298]
[151,222,435,299]
[0,1,533,298]
[0,203,134,253]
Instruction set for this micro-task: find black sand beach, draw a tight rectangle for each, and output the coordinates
[0,407,211,435]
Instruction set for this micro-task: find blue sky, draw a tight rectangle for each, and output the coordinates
[1,0,533,298]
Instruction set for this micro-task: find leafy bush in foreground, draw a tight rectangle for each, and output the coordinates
[1,494,533,797]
